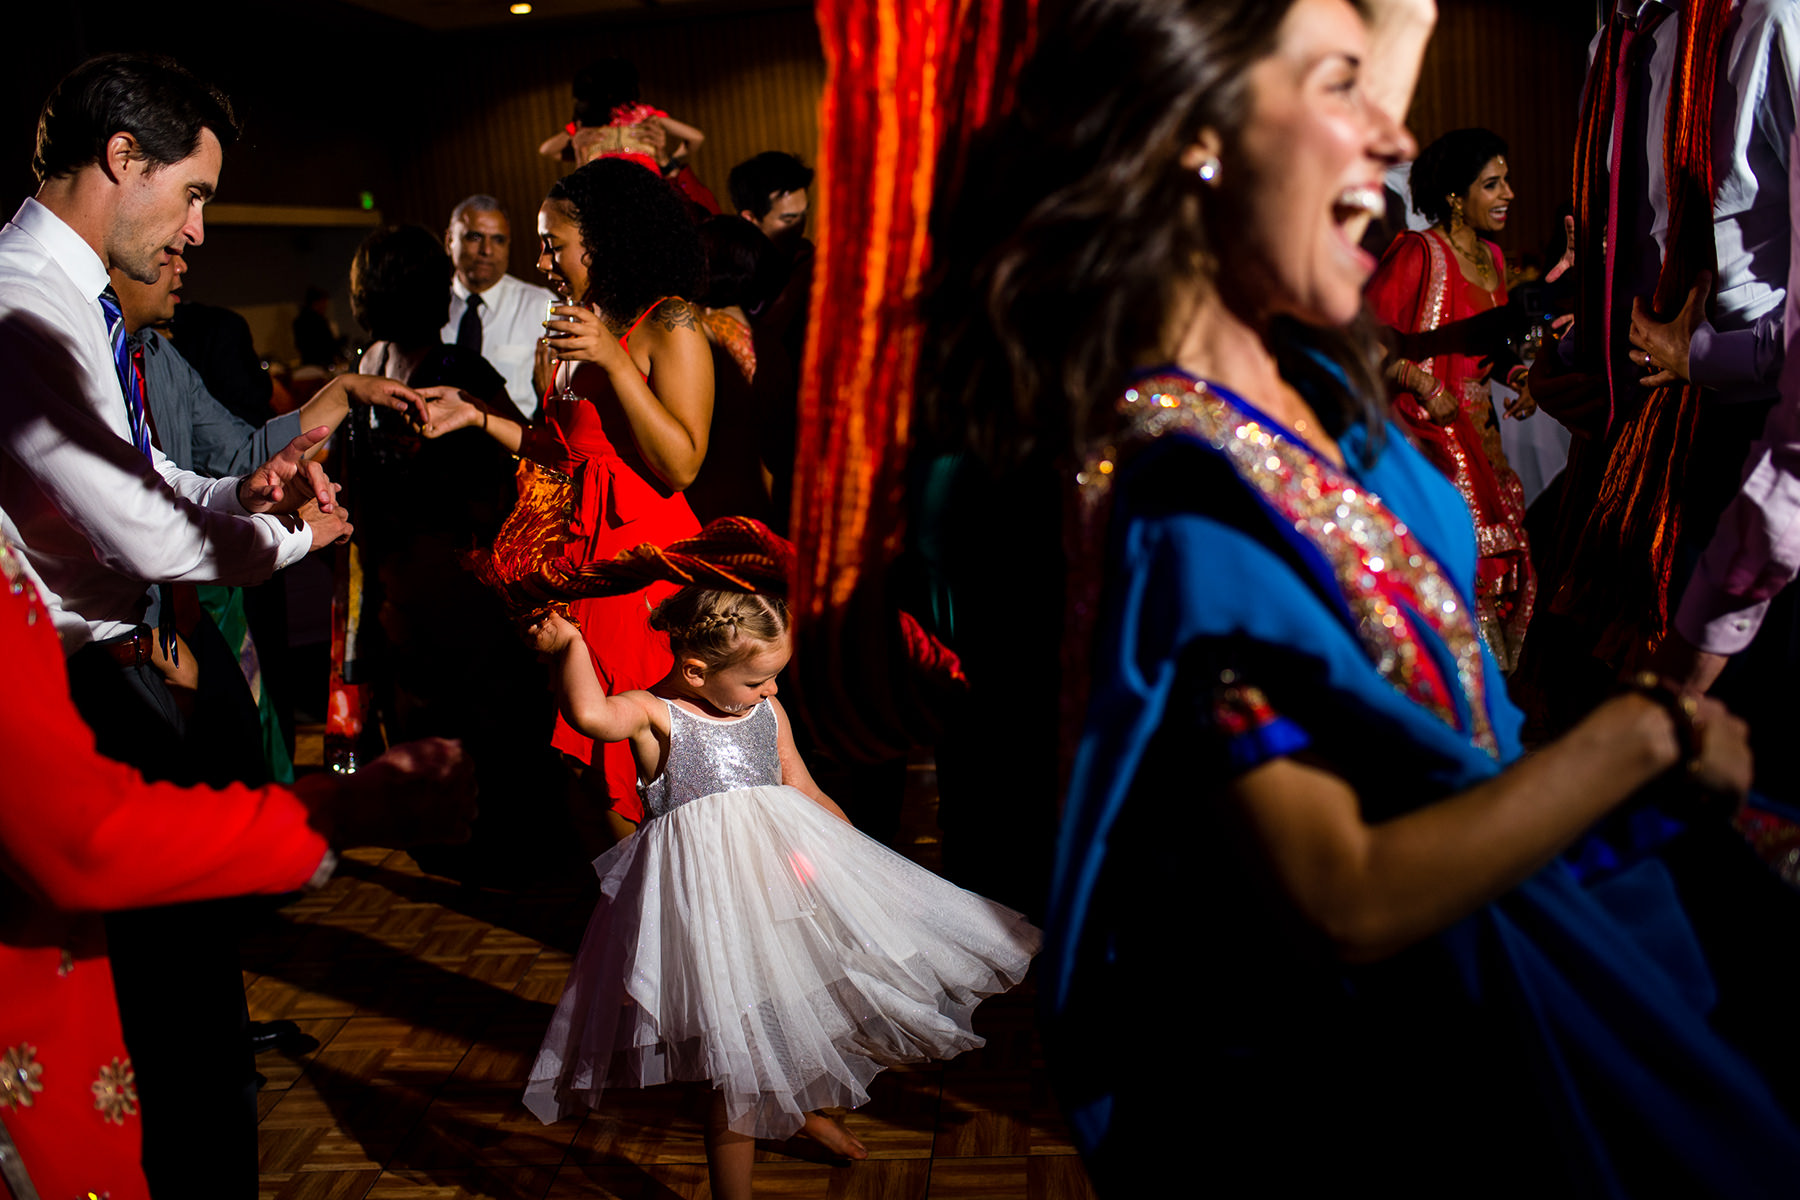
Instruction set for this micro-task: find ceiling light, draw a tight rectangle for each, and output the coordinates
[510,2,532,12]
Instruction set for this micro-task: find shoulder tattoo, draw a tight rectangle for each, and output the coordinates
[652,299,699,333]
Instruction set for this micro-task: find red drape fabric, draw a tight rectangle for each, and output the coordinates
[793,0,1036,759]
[1536,0,1732,663]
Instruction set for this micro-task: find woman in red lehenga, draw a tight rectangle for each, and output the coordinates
[422,157,712,832]
[1367,127,1535,670]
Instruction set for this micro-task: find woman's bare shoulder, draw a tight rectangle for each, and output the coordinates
[649,297,702,333]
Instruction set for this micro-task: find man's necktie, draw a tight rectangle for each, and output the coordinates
[456,291,484,354]
[98,286,178,662]
[99,287,155,458]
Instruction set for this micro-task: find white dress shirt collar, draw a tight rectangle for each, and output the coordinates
[10,197,109,304]
[453,272,516,304]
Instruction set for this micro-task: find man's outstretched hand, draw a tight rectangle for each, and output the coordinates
[239,425,337,515]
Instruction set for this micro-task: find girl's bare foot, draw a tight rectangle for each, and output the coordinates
[801,1111,868,1160]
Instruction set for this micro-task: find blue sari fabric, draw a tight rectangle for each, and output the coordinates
[1046,373,1800,1196]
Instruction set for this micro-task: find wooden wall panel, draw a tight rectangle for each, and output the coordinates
[384,6,826,281]
[1403,0,1597,267]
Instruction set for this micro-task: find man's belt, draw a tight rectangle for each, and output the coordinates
[93,626,155,669]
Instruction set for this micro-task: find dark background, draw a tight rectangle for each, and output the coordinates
[3,0,1593,361]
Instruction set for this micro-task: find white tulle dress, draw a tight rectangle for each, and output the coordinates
[522,696,1041,1137]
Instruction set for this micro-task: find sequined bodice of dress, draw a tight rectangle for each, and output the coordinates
[638,698,782,819]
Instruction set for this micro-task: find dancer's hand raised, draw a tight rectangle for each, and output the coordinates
[526,611,581,656]
[239,425,336,515]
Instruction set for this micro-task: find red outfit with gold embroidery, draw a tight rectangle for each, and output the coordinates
[519,302,701,822]
[1367,228,1536,669]
[0,548,328,1199]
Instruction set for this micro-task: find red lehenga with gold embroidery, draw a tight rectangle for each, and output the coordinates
[0,542,330,1200]
[1367,228,1535,669]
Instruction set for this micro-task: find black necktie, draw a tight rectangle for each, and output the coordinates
[456,292,483,354]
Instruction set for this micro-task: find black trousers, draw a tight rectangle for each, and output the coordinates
[68,615,269,1199]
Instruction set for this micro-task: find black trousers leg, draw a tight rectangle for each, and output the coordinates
[69,623,267,1198]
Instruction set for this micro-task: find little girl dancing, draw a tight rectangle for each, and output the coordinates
[520,572,1039,1198]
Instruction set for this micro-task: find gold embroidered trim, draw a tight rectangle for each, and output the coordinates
[1079,375,1498,756]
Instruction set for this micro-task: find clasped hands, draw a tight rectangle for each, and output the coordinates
[1512,214,1711,389]
[236,375,431,550]
[1629,270,1712,388]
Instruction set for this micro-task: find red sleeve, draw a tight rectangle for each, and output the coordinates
[0,574,329,912]
[1365,230,1430,334]
[1488,240,1509,307]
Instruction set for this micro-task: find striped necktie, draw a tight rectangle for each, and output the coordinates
[98,286,156,460]
[98,285,178,662]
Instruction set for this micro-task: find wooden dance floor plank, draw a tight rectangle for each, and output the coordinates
[245,745,1097,1197]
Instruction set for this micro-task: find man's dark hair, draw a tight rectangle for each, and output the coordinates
[698,215,781,310]
[728,152,814,219]
[350,224,454,346]
[34,53,239,185]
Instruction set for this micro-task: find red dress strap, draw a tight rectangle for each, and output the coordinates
[619,296,680,345]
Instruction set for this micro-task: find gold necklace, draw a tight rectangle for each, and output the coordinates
[1445,226,1494,286]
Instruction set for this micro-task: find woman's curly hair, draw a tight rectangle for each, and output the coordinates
[546,157,706,325]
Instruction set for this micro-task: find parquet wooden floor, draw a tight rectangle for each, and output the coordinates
[246,749,1097,1200]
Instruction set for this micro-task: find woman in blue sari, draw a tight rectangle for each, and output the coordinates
[922,0,1800,1194]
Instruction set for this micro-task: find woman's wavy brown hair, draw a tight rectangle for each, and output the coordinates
[920,0,1386,467]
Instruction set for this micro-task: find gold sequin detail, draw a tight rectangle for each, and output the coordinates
[0,1044,43,1109]
[1080,374,1497,756]
[92,1057,137,1124]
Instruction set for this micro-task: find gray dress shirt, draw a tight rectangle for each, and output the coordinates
[133,329,303,477]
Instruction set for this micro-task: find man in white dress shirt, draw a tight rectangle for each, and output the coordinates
[442,193,558,417]
[0,53,426,1195]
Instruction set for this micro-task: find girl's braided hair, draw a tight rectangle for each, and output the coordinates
[649,588,789,670]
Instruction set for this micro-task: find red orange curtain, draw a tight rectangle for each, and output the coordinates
[791,0,1037,759]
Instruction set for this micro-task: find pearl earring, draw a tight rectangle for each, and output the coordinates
[1198,156,1220,185]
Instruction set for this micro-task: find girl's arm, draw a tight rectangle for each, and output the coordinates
[656,115,705,154]
[547,301,714,490]
[772,699,853,824]
[1229,692,1747,965]
[530,613,656,745]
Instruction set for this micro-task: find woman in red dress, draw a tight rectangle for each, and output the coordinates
[1366,127,1535,670]
[423,158,712,830]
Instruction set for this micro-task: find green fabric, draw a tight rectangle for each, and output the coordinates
[196,583,294,785]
